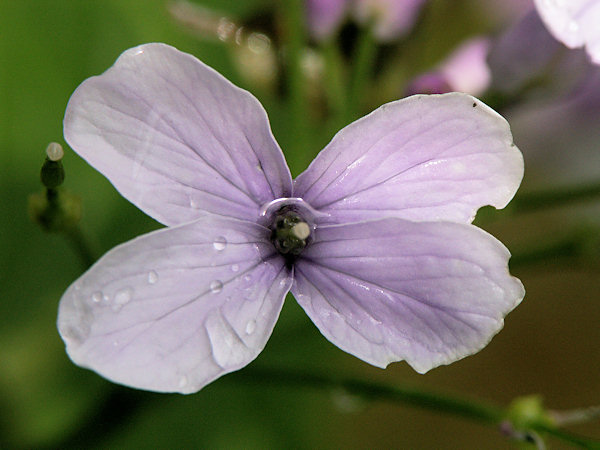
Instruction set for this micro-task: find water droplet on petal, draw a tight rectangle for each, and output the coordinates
[148,270,159,284]
[189,197,199,209]
[112,287,133,311]
[92,291,103,303]
[213,236,227,251]
[244,274,252,282]
[210,280,223,293]
[245,319,256,334]
[231,264,239,272]
[62,325,89,345]
[179,375,188,388]
[567,20,579,33]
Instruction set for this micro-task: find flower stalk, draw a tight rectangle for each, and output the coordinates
[29,143,95,269]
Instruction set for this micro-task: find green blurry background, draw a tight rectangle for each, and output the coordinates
[1,0,598,448]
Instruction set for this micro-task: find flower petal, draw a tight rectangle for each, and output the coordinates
[57,215,291,393]
[294,93,523,225]
[64,43,292,226]
[534,0,600,64]
[292,218,524,372]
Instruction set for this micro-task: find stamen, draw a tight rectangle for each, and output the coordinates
[291,222,310,240]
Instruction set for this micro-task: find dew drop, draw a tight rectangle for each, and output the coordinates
[567,20,579,33]
[210,280,223,293]
[92,291,103,303]
[112,287,133,311]
[244,274,252,282]
[189,197,199,209]
[231,264,240,272]
[62,325,89,345]
[245,319,256,334]
[178,375,188,388]
[148,270,159,284]
[213,236,227,251]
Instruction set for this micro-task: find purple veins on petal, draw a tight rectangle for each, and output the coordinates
[294,93,523,225]
[63,43,292,226]
[292,218,524,372]
[58,214,293,393]
[59,42,525,394]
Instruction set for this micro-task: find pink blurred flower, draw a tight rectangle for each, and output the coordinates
[306,0,348,41]
[306,0,427,42]
[407,37,491,96]
[353,0,427,41]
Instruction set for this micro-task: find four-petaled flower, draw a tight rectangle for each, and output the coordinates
[58,43,525,394]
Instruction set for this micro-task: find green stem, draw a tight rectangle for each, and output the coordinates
[512,182,600,213]
[240,367,501,423]
[347,24,377,123]
[322,39,348,133]
[63,225,97,270]
[47,367,600,449]
[280,0,309,166]
[238,367,599,448]
[509,232,587,269]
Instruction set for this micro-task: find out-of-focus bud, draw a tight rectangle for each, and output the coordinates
[168,0,278,90]
[306,0,349,42]
[232,30,278,89]
[40,142,65,188]
[353,0,427,42]
[167,0,238,43]
[30,143,81,232]
[405,72,452,95]
[406,37,491,96]
[507,395,553,430]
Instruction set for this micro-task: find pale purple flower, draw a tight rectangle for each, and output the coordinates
[353,0,428,41]
[58,43,524,394]
[407,37,491,96]
[306,0,349,41]
[306,0,427,42]
[533,0,600,64]
[488,9,590,95]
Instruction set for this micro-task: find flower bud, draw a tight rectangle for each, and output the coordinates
[40,142,65,188]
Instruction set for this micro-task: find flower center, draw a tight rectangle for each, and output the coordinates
[260,197,319,265]
[270,208,312,257]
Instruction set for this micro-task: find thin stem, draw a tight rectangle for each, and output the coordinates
[63,225,97,270]
[279,0,309,165]
[46,367,600,449]
[509,232,586,269]
[239,367,502,423]
[237,367,599,448]
[346,24,377,123]
[322,38,349,133]
[511,182,600,213]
